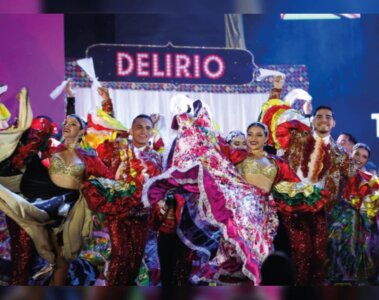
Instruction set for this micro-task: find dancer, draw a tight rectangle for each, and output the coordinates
[71,86,164,285]
[225,130,247,150]
[143,99,326,285]
[234,121,327,284]
[327,143,379,283]
[82,113,163,286]
[0,88,113,285]
[143,101,266,284]
[260,77,356,285]
[80,87,164,154]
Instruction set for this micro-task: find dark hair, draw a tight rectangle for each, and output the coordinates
[247,122,269,137]
[132,114,153,126]
[353,142,371,158]
[313,105,333,117]
[66,114,86,129]
[226,130,245,144]
[339,132,357,145]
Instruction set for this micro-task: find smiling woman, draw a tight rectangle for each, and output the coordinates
[0,88,113,285]
[351,143,370,170]
[326,142,379,284]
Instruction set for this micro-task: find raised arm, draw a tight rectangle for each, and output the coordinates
[65,79,76,116]
[259,77,311,150]
[98,87,114,117]
[268,75,285,100]
[150,113,165,153]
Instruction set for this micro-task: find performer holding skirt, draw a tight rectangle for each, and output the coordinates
[143,101,325,285]
[0,88,112,285]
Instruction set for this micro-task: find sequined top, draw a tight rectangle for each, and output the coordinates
[236,155,278,193]
[49,154,85,183]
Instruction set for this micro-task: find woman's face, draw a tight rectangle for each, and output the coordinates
[230,135,247,150]
[247,126,267,152]
[352,147,369,170]
[62,116,82,140]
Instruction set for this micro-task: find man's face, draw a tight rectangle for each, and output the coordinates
[130,117,153,148]
[337,134,354,154]
[312,108,335,137]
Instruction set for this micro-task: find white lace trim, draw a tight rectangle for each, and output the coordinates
[142,161,263,284]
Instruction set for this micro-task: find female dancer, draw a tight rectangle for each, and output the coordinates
[327,143,379,283]
[0,88,113,285]
[142,102,326,285]
[225,130,246,150]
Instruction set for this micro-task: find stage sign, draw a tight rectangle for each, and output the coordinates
[86,43,256,85]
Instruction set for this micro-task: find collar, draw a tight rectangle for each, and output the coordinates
[312,132,331,145]
[133,144,151,154]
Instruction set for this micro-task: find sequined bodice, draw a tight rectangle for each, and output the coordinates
[49,154,85,182]
[237,156,278,193]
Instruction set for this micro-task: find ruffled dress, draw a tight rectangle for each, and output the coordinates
[143,107,277,285]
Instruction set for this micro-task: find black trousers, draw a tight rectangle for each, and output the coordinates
[157,232,194,286]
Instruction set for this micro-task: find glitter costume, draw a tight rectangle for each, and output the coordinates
[82,138,162,285]
[260,97,355,285]
[73,94,164,285]
[326,170,379,283]
[0,91,114,285]
[0,120,112,285]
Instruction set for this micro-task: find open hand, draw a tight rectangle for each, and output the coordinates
[98,87,110,101]
[273,75,285,89]
[150,113,160,125]
[65,79,74,97]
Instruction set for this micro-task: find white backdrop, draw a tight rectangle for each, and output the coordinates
[74,87,269,139]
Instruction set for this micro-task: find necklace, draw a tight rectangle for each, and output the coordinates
[248,149,267,159]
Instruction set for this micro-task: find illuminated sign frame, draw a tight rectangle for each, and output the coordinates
[86,42,257,85]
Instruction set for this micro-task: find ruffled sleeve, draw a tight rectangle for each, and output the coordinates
[362,177,379,219]
[271,156,328,213]
[217,136,248,164]
[78,149,114,180]
[81,177,141,217]
[260,99,311,150]
[346,171,379,220]
[96,140,122,175]
[362,179,379,219]
[152,134,165,153]
[11,118,56,170]
[272,156,300,183]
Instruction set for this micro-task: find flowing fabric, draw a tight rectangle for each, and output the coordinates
[0,90,33,162]
[143,106,278,285]
[0,143,112,265]
[326,170,378,283]
[0,155,90,263]
[368,216,379,283]
[326,200,373,283]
